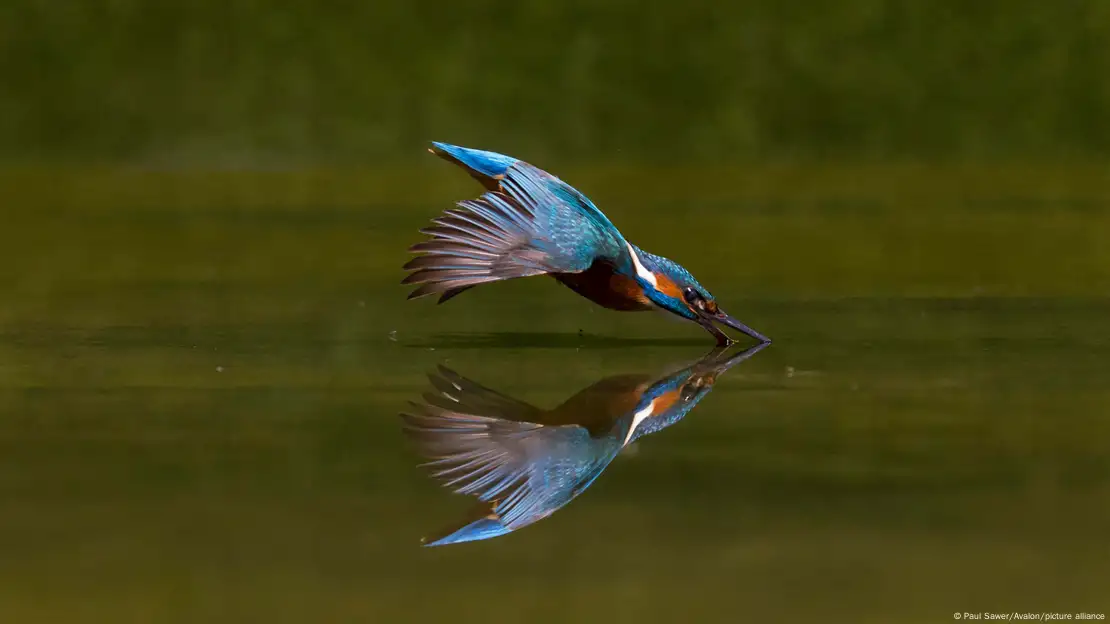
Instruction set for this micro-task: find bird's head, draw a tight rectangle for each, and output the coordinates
[624,244,770,346]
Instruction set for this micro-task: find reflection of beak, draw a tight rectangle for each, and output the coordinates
[658,340,768,384]
[697,340,769,374]
[696,308,770,346]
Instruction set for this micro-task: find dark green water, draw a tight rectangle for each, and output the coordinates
[1,167,1107,622]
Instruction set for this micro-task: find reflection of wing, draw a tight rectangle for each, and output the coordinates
[422,365,542,423]
[419,499,510,546]
[402,402,613,531]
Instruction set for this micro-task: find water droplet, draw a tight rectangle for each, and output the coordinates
[388,330,398,342]
[785,366,795,378]
[216,366,224,373]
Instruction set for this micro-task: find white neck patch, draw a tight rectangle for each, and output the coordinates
[626,243,657,287]
[624,398,658,445]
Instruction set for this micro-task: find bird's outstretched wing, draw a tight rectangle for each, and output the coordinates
[404,149,629,303]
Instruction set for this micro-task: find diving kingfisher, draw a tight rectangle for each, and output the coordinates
[401,342,767,546]
[403,142,770,345]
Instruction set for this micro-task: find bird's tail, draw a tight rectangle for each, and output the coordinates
[403,164,555,303]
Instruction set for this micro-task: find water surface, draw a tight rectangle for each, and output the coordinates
[0,169,1107,622]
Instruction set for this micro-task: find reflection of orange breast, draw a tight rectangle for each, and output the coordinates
[650,388,682,415]
[554,261,653,311]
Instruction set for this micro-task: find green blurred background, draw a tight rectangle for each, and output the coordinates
[1,2,1108,623]
[2,0,1110,165]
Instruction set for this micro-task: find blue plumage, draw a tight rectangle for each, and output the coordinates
[402,343,768,546]
[422,514,509,547]
[405,142,770,345]
[429,142,517,187]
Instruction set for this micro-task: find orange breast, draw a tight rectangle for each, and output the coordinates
[554,261,653,311]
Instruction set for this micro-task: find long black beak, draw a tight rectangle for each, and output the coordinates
[698,309,770,346]
[719,312,770,343]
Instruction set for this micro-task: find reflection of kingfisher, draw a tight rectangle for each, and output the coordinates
[401,343,766,546]
[403,143,769,346]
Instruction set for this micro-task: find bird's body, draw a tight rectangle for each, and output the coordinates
[401,343,767,546]
[404,142,769,345]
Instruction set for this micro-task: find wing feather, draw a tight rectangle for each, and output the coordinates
[404,157,630,303]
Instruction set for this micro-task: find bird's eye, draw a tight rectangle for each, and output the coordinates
[684,288,713,312]
[680,385,698,402]
[684,287,704,307]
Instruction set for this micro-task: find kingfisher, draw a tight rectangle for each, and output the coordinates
[403,142,770,345]
[401,342,767,546]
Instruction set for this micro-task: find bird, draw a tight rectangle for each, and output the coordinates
[401,342,767,546]
[403,142,770,346]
